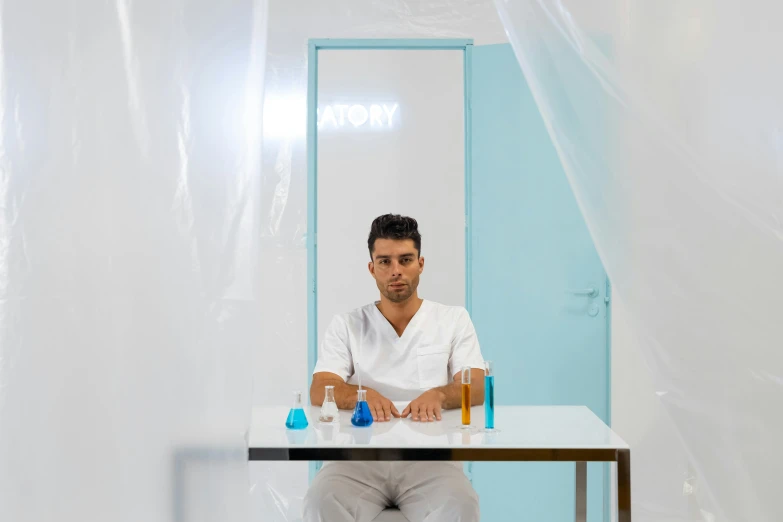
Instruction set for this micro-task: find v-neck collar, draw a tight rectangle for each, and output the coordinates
[373,299,428,341]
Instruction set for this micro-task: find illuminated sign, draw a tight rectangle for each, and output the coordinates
[317,103,399,130]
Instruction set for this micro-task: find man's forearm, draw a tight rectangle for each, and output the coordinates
[310,377,363,409]
[433,379,485,410]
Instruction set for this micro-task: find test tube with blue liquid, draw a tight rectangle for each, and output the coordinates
[483,360,498,432]
[285,391,309,430]
[351,389,373,427]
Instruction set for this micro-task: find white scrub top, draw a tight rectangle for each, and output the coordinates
[313,300,486,401]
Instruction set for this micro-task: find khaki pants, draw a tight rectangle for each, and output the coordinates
[303,462,480,522]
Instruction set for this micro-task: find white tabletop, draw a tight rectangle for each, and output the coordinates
[248,403,627,460]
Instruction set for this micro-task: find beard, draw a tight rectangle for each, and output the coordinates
[379,275,419,303]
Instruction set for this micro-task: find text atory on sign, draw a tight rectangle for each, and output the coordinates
[317,103,399,130]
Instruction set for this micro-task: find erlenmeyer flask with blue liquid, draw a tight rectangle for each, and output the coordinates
[285,391,309,430]
[351,389,373,427]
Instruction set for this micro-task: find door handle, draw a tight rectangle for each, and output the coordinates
[568,287,598,298]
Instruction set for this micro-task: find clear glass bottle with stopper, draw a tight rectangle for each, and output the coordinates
[318,385,339,423]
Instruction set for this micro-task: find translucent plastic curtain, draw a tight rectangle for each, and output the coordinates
[496,1,783,520]
[0,1,266,521]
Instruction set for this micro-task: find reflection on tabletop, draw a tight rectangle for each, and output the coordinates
[251,402,628,449]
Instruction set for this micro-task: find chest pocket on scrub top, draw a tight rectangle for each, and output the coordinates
[416,344,451,389]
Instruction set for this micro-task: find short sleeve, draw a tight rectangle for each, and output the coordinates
[313,315,354,381]
[449,307,485,378]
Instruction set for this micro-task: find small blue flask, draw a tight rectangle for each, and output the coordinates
[351,389,373,427]
[285,391,309,430]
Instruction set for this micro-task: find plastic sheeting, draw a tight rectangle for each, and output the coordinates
[0,1,266,521]
[497,1,783,521]
[3,0,780,520]
[258,0,781,519]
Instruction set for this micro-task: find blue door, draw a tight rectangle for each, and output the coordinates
[470,43,610,522]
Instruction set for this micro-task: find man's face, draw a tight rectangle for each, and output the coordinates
[368,238,424,303]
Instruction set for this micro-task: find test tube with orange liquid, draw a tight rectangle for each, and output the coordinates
[461,366,471,428]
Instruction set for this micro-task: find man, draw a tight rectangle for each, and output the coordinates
[304,214,485,522]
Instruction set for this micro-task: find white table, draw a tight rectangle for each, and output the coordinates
[249,403,631,522]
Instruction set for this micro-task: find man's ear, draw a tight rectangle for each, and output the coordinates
[368,261,375,277]
[418,256,425,273]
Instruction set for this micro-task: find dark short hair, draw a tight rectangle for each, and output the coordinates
[368,214,422,258]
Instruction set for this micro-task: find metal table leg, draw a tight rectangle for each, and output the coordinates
[575,461,587,522]
[617,449,632,522]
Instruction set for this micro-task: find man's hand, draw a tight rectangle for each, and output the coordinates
[401,389,447,422]
[365,388,401,422]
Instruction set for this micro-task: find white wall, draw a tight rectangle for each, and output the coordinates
[317,49,465,342]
